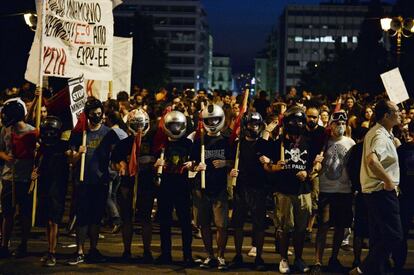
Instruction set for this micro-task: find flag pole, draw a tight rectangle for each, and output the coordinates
[30,0,47,227]
[200,102,206,189]
[231,89,249,187]
[132,131,142,216]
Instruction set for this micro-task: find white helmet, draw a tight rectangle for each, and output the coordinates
[127,108,150,135]
[202,104,225,134]
[163,111,187,139]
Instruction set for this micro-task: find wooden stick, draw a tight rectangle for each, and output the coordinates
[280,127,285,162]
[154,148,165,186]
[200,102,206,189]
[230,89,249,187]
[79,130,87,182]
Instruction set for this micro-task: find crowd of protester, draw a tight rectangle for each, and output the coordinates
[0,82,412,275]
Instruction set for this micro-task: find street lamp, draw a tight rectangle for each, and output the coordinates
[23,13,37,31]
[380,16,414,59]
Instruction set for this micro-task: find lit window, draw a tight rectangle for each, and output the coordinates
[352,36,358,43]
[295,36,303,42]
[341,36,348,43]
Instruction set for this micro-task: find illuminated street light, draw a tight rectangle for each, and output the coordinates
[380,16,414,59]
[24,13,37,31]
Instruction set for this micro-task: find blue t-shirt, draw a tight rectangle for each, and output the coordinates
[70,124,110,184]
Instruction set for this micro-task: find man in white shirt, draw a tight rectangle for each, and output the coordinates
[350,100,403,275]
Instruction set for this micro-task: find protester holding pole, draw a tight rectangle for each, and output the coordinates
[153,111,194,266]
[229,112,268,271]
[31,116,69,266]
[262,106,312,274]
[0,98,36,259]
[190,104,232,271]
[111,109,155,262]
[67,97,110,265]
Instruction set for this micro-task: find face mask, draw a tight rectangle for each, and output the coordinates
[307,121,317,129]
[334,125,346,136]
[89,114,102,125]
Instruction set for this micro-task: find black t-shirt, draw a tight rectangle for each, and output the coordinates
[304,125,327,164]
[191,134,231,196]
[397,142,414,196]
[160,137,193,185]
[111,133,156,188]
[39,140,69,190]
[265,136,312,195]
[235,138,267,190]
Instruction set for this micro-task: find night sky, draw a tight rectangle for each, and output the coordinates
[202,0,395,74]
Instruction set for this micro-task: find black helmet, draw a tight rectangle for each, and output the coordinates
[40,116,62,146]
[283,106,306,136]
[242,112,264,139]
[84,97,103,124]
[1,97,27,127]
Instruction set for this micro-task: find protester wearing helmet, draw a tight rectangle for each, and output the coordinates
[0,97,36,259]
[261,106,312,274]
[153,110,194,266]
[111,108,157,262]
[190,104,232,270]
[67,97,111,265]
[33,116,69,266]
[229,112,268,271]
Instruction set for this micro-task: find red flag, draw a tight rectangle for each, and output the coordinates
[72,112,87,133]
[152,106,172,154]
[11,130,39,159]
[193,107,204,140]
[229,91,249,144]
[128,131,142,177]
[45,86,70,115]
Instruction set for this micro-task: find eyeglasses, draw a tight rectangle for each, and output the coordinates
[331,111,347,122]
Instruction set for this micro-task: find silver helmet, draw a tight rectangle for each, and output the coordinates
[127,108,150,135]
[163,110,187,139]
[202,104,225,134]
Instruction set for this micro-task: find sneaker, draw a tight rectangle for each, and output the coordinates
[98,233,105,239]
[328,257,345,272]
[217,257,228,271]
[229,254,243,268]
[141,250,153,264]
[12,244,28,258]
[310,263,322,275]
[349,267,362,275]
[254,256,266,271]
[279,259,290,274]
[67,253,85,266]
[40,252,49,262]
[294,258,310,273]
[44,253,56,267]
[247,246,257,257]
[86,249,107,263]
[154,254,172,265]
[200,256,216,269]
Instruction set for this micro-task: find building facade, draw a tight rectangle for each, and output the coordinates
[211,55,232,91]
[115,0,211,90]
[278,2,388,93]
[254,57,268,94]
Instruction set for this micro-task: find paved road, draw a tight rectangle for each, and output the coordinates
[0,223,413,274]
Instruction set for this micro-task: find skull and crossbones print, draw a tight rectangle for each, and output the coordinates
[285,148,307,164]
